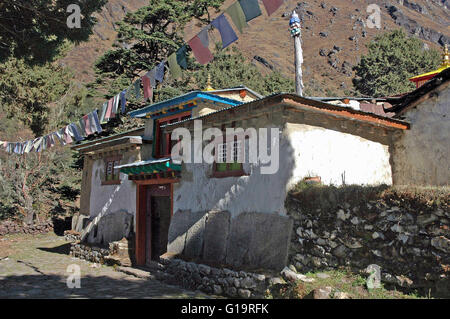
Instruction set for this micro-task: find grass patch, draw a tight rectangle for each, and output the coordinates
[267,269,426,299]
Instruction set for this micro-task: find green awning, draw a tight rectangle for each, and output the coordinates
[118,159,181,175]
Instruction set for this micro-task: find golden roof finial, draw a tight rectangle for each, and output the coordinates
[442,44,450,68]
[205,73,214,91]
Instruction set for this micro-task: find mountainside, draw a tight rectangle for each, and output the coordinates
[62,0,449,96]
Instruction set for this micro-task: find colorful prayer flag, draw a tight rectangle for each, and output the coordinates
[261,0,283,16]
[226,1,248,33]
[188,35,214,65]
[141,75,153,101]
[238,0,262,22]
[211,14,238,48]
[168,53,182,79]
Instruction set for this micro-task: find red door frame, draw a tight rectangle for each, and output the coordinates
[135,178,178,266]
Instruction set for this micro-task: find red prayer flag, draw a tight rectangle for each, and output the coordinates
[141,75,153,101]
[188,35,214,65]
[262,0,283,16]
[83,114,93,135]
[105,98,114,119]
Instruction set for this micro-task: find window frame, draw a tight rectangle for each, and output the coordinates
[102,155,122,185]
[211,129,247,178]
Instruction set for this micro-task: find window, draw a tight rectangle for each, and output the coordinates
[155,112,191,158]
[102,156,122,185]
[213,140,245,178]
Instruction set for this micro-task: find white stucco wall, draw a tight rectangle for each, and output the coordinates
[286,123,393,187]
[173,120,393,217]
[392,85,449,186]
[173,125,294,217]
[89,155,137,220]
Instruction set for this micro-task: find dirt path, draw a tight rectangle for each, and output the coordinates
[0,232,214,299]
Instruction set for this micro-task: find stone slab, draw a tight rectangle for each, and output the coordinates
[203,211,231,263]
[226,212,293,271]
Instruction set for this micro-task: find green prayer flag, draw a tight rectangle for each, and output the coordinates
[134,79,141,99]
[168,52,182,79]
[226,1,248,34]
[176,45,188,69]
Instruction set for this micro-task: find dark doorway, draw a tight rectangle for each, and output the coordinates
[144,184,171,264]
[150,196,171,260]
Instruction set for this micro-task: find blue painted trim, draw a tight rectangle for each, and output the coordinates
[149,105,195,120]
[129,91,242,118]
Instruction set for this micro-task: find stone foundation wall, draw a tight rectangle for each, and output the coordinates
[154,258,273,298]
[0,220,54,236]
[69,242,111,264]
[285,186,449,297]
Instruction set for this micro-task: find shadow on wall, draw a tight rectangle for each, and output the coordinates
[81,210,134,247]
[167,129,296,272]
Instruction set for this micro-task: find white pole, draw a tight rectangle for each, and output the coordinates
[290,11,304,96]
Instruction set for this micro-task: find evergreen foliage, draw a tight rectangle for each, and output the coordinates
[353,29,441,97]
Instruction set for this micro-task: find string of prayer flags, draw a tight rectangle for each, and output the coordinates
[105,98,114,120]
[238,0,262,22]
[211,14,238,49]
[226,1,248,34]
[261,0,283,16]
[188,35,214,65]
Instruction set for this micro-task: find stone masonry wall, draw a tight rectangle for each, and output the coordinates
[154,258,272,298]
[285,185,449,297]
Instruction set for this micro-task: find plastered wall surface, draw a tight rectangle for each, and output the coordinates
[286,123,393,187]
[392,86,449,186]
[89,154,138,220]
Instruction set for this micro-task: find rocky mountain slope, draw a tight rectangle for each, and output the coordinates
[62,0,449,96]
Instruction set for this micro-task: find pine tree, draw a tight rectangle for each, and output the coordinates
[353,29,441,97]
[0,0,107,64]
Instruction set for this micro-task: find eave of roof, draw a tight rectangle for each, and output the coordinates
[75,136,143,154]
[206,86,263,99]
[71,127,145,151]
[162,93,410,130]
[386,67,450,115]
[128,91,243,118]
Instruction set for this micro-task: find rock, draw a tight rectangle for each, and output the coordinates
[350,217,359,225]
[371,250,382,257]
[365,264,381,289]
[316,273,330,279]
[337,209,350,221]
[417,214,438,226]
[334,291,351,299]
[268,277,285,286]
[372,232,384,240]
[333,245,348,258]
[198,264,211,275]
[238,289,251,298]
[241,277,256,289]
[213,285,223,295]
[319,32,328,37]
[431,236,450,253]
[281,267,314,283]
[312,286,332,299]
[225,287,237,297]
[396,275,413,287]
[390,224,403,233]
